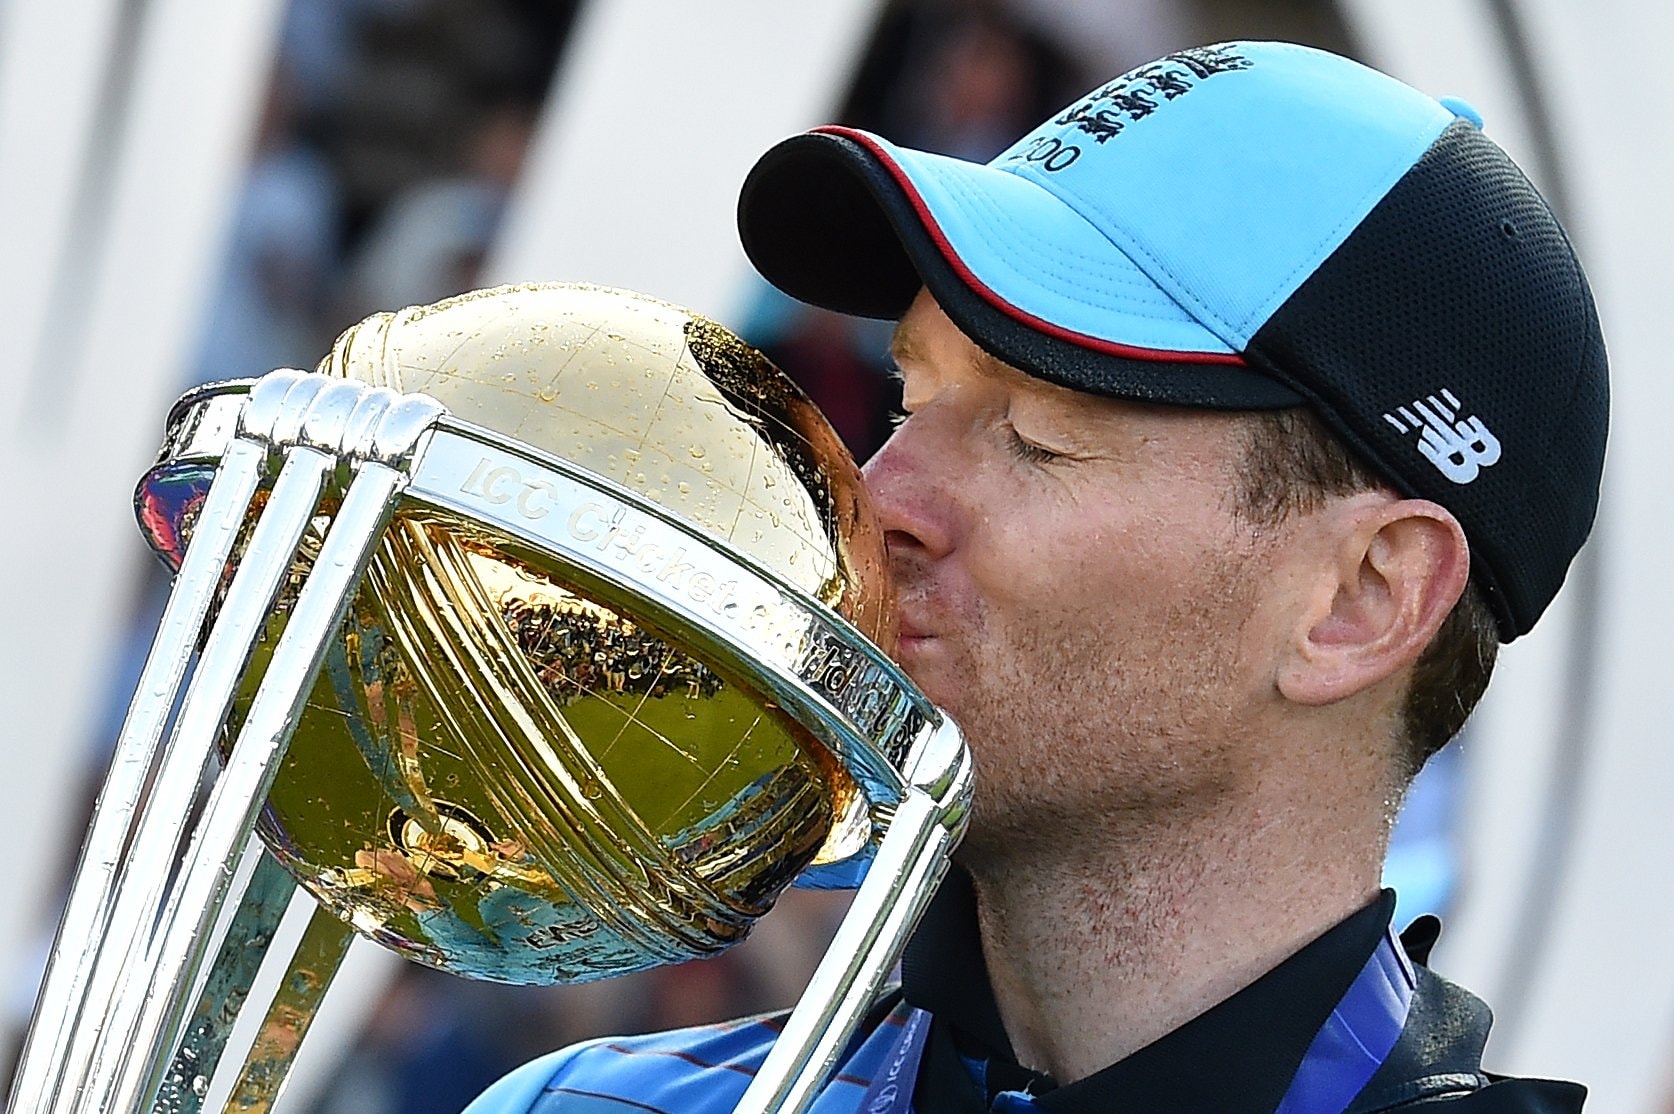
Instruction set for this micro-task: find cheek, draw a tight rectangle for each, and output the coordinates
[970,500,1209,626]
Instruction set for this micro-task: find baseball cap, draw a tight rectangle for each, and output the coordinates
[736,41,1607,642]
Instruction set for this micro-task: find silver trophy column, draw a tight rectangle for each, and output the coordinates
[9,284,972,1114]
[13,372,445,1113]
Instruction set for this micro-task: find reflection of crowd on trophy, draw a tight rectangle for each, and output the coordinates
[264,5,1094,1102]
[27,3,1431,1113]
[501,595,724,706]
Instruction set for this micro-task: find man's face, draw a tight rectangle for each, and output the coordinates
[864,293,1288,862]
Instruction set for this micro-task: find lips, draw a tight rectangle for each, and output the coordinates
[888,568,939,660]
[896,618,932,641]
[891,617,935,666]
[890,576,938,647]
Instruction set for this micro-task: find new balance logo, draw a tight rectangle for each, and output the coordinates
[1382,389,1502,484]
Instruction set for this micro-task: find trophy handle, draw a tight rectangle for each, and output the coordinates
[12,359,972,1114]
[150,850,353,1114]
[225,897,355,1112]
[7,373,445,1114]
[10,432,266,1113]
[152,849,298,1111]
[734,715,970,1114]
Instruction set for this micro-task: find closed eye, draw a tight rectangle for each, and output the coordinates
[1005,426,1064,464]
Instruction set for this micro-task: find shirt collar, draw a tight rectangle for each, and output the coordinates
[901,868,1395,1113]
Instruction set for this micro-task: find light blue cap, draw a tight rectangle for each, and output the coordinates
[831,42,1454,358]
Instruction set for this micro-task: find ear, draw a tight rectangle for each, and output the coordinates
[1277,496,1470,707]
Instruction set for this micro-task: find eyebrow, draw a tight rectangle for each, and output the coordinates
[888,321,1012,384]
[969,345,1012,382]
[886,326,919,372]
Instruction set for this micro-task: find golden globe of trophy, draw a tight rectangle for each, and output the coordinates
[11,284,969,1114]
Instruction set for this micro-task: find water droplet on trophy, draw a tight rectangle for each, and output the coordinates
[133,282,895,991]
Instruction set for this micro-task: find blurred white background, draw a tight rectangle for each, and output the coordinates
[1,0,1669,1109]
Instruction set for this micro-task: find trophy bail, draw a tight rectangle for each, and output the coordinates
[9,283,970,1114]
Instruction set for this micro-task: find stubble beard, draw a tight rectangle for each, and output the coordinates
[940,554,1266,876]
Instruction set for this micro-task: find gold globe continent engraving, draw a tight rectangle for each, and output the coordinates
[232,283,895,984]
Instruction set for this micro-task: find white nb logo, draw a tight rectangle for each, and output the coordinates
[1382,389,1501,484]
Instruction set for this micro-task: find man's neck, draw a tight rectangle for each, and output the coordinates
[961,793,1387,1084]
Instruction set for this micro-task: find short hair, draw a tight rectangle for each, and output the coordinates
[1235,408,1498,778]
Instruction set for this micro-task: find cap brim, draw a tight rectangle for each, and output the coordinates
[738,128,1303,409]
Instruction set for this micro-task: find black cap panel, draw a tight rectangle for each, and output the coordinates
[1248,121,1608,639]
[738,133,921,319]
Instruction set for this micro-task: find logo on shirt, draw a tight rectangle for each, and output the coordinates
[1381,389,1502,484]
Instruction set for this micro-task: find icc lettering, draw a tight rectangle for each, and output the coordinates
[459,456,558,519]
[458,454,806,660]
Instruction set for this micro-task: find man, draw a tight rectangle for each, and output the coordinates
[469,40,1605,1113]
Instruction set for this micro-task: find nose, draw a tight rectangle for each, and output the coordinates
[862,416,957,562]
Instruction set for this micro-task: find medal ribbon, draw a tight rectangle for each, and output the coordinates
[853,1007,932,1114]
[868,927,1415,1113]
[1273,925,1416,1114]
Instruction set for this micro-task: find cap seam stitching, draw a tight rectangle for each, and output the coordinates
[997,112,1451,346]
[949,169,1198,301]
[937,169,1238,331]
[997,163,1239,343]
[1232,112,1456,337]
[943,174,1219,327]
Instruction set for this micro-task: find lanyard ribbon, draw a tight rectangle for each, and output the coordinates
[1273,925,1416,1114]
[864,927,1415,1114]
[854,1008,932,1114]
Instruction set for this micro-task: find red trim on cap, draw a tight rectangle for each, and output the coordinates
[815,125,1248,368]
